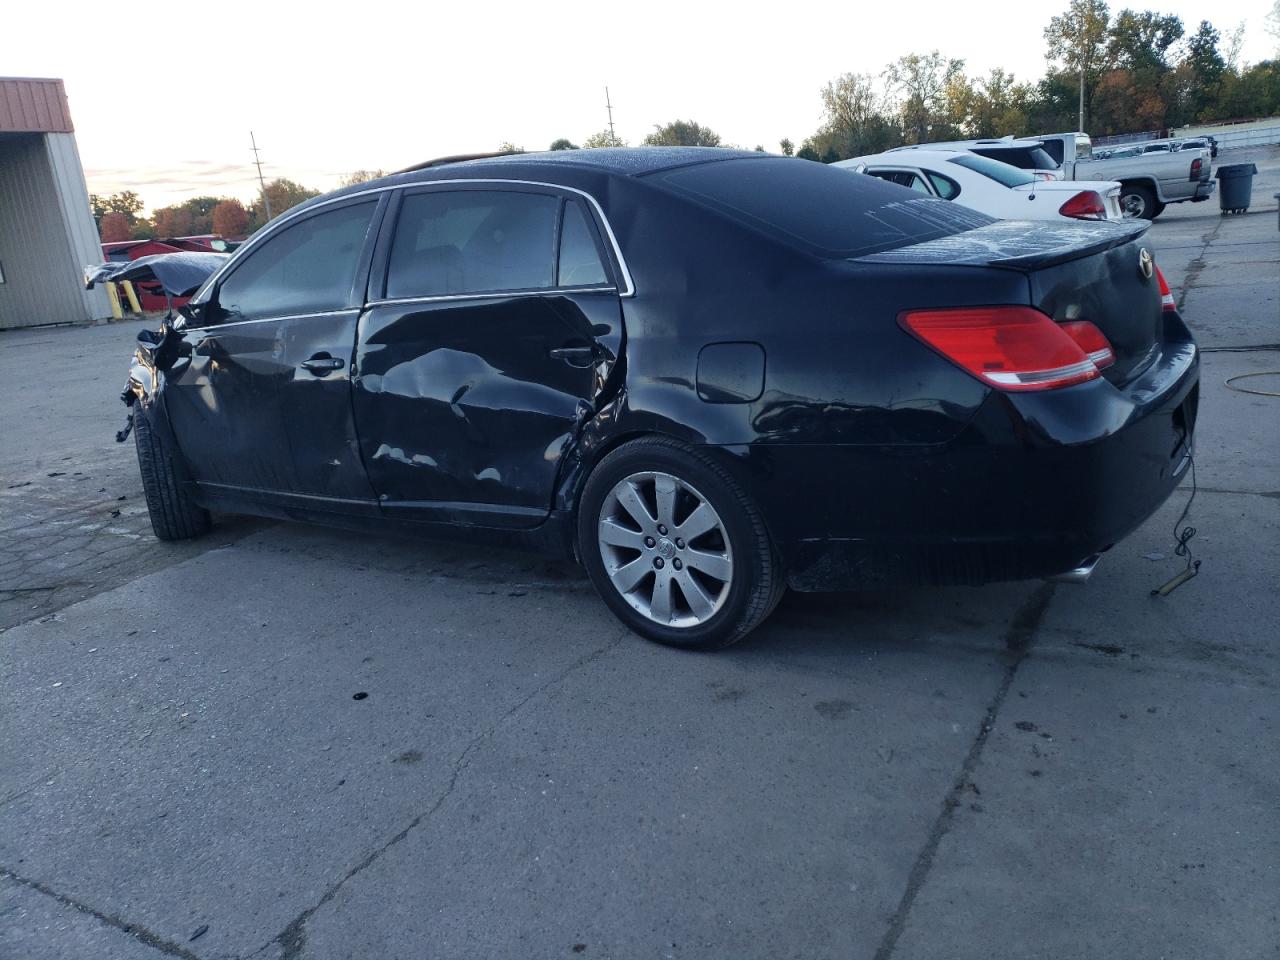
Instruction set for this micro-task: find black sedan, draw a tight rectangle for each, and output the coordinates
[122,147,1199,649]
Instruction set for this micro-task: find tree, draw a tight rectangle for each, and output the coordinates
[498,141,525,153]
[212,200,250,237]
[795,144,821,161]
[1185,20,1226,117]
[642,120,722,146]
[89,190,144,228]
[1107,9,1183,73]
[966,69,1034,138]
[549,138,579,150]
[1268,1,1280,56]
[779,138,794,156]
[340,170,386,186]
[884,52,967,143]
[99,212,131,243]
[809,72,902,160]
[248,178,321,229]
[583,129,627,148]
[1044,0,1112,128]
[152,205,195,237]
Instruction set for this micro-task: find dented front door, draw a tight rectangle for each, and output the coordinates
[351,290,621,528]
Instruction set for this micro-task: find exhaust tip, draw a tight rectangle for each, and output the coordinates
[1050,554,1102,584]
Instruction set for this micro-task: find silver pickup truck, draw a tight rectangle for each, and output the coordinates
[1035,132,1214,220]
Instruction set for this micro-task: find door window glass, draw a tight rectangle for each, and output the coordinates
[867,170,931,194]
[217,202,375,321]
[386,190,557,299]
[557,200,608,287]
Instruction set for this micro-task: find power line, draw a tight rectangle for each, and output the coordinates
[250,131,273,221]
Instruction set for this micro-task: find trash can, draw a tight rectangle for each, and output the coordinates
[1215,163,1257,214]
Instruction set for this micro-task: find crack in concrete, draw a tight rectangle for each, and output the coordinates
[1196,486,1280,500]
[0,867,202,959]
[252,629,629,960]
[871,582,1057,960]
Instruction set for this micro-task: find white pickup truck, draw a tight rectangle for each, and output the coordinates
[1032,132,1214,220]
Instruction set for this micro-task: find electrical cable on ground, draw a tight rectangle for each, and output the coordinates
[1151,453,1200,597]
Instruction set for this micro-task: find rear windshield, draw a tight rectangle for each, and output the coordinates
[947,153,1037,187]
[648,157,993,258]
[971,146,1058,171]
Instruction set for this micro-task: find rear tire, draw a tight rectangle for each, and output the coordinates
[577,437,784,650]
[132,403,211,541]
[1120,184,1158,220]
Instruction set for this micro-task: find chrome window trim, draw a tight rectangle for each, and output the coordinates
[183,307,360,332]
[367,286,616,308]
[192,178,636,302]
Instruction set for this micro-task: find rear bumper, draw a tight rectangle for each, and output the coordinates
[731,326,1200,591]
[1191,180,1216,201]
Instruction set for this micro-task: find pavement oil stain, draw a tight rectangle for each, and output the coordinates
[1073,642,1127,657]
[393,750,423,765]
[1015,720,1038,732]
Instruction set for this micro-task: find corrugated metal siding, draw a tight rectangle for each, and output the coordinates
[0,134,94,328]
[45,133,110,319]
[0,78,74,134]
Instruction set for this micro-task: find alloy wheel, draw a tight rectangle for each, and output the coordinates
[597,471,733,628]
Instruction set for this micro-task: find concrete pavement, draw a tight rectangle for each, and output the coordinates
[2,148,1277,960]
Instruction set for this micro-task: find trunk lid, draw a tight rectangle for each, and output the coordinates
[857,219,1163,384]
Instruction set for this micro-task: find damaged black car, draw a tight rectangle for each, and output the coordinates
[121,148,1199,649]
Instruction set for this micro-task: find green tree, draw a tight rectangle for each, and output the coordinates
[779,138,794,156]
[642,120,722,146]
[795,144,821,161]
[1185,20,1226,117]
[248,178,321,230]
[966,69,1034,138]
[1044,0,1112,128]
[549,138,579,150]
[1107,9,1183,73]
[583,129,627,148]
[884,52,967,143]
[89,190,144,228]
[498,141,526,153]
[810,72,901,160]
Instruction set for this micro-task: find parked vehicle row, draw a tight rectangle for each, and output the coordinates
[836,149,1123,222]
[890,132,1215,219]
[122,147,1200,649]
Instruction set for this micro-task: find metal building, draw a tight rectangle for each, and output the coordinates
[0,77,110,329]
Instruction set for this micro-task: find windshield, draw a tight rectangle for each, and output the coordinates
[649,157,993,258]
[947,153,1038,188]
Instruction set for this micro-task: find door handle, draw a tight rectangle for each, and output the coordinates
[549,345,599,367]
[301,356,344,374]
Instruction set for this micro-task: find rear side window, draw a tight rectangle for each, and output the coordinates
[866,170,931,194]
[947,154,1037,188]
[558,200,609,286]
[216,201,376,321]
[972,146,1057,171]
[650,157,992,258]
[386,190,557,299]
[926,172,961,200]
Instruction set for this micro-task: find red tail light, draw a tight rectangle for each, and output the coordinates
[1059,190,1109,221]
[899,306,1101,391]
[1190,157,1203,179]
[1155,265,1176,312]
[1060,320,1115,369]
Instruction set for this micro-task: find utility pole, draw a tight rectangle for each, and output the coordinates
[1078,67,1085,132]
[249,130,272,222]
[605,87,615,141]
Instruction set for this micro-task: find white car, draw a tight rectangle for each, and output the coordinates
[835,150,1124,222]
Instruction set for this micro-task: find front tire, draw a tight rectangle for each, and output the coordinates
[132,403,211,541]
[577,437,784,650]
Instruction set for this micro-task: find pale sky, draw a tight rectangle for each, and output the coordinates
[4,0,1275,212]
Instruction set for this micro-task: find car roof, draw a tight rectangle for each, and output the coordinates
[837,149,973,167]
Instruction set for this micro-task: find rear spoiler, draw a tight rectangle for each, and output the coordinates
[855,219,1149,272]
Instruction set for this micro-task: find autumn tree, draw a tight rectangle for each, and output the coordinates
[642,120,722,146]
[247,178,321,230]
[212,200,250,237]
[152,205,195,237]
[89,191,144,228]
[803,72,901,160]
[99,212,132,242]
